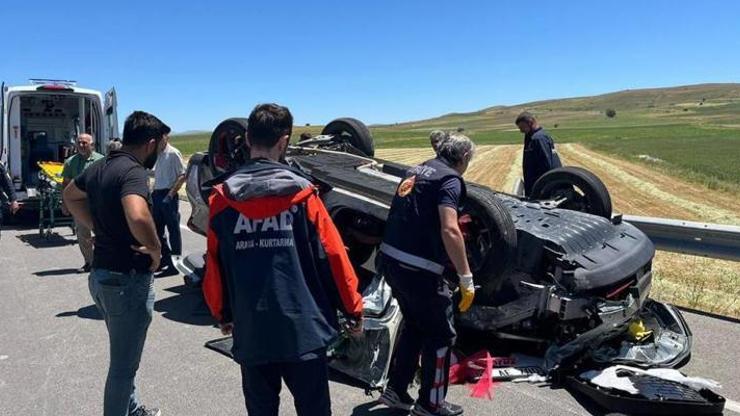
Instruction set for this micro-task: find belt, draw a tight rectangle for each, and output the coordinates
[380,243,444,275]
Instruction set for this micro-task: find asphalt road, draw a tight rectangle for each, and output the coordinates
[1,204,738,416]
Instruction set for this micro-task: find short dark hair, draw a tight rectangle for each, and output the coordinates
[122,111,166,146]
[515,111,536,125]
[161,123,171,136]
[247,103,293,148]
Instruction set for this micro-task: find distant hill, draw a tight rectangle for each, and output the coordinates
[372,83,740,146]
[171,83,740,192]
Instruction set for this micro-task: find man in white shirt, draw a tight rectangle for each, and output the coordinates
[152,124,186,276]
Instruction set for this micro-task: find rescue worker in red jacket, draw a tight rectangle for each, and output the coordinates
[203,103,364,416]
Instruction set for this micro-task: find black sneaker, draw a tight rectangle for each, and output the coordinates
[411,401,463,416]
[130,406,161,416]
[378,386,415,411]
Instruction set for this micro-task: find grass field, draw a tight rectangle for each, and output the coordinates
[171,83,740,318]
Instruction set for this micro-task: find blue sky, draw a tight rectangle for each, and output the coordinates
[2,1,739,132]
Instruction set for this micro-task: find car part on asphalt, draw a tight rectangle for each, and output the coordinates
[590,300,692,368]
[567,366,725,415]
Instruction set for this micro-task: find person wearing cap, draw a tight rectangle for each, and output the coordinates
[515,112,562,196]
[378,134,476,416]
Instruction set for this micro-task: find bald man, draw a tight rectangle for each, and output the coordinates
[62,133,104,273]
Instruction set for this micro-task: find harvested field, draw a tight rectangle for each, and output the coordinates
[376,145,520,191]
[378,145,740,318]
[559,143,740,225]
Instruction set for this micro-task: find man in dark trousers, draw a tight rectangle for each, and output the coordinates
[63,111,166,416]
[515,112,562,196]
[1,161,20,236]
[151,124,186,277]
[203,103,364,416]
[378,134,476,416]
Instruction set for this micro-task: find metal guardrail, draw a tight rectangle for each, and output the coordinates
[508,178,740,262]
[622,215,740,262]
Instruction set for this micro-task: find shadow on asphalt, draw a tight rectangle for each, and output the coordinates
[565,385,613,415]
[56,304,103,320]
[33,268,81,277]
[16,231,76,248]
[154,284,214,326]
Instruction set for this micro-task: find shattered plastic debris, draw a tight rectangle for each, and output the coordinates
[580,365,721,395]
[511,374,549,384]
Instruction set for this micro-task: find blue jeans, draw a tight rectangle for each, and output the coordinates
[152,189,182,266]
[89,268,155,416]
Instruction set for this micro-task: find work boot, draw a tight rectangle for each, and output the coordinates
[378,386,415,411]
[130,406,161,416]
[411,401,463,416]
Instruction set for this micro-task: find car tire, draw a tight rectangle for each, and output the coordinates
[463,185,518,301]
[322,118,375,158]
[531,166,612,219]
[208,117,250,176]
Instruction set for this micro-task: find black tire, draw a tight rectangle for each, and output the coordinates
[531,166,612,219]
[462,185,518,302]
[208,118,250,176]
[321,118,375,158]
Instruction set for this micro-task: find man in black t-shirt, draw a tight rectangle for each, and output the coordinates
[63,111,166,416]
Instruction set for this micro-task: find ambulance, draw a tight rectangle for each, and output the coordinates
[1,79,118,204]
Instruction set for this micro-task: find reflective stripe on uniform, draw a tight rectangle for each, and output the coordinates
[430,347,449,409]
[380,243,444,275]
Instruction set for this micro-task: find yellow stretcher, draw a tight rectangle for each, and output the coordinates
[36,161,73,238]
[37,161,65,184]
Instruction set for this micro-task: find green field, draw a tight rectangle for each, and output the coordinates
[171,83,740,194]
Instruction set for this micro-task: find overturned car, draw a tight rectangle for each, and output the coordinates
[178,117,692,390]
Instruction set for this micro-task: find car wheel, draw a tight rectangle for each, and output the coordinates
[321,118,375,158]
[208,118,250,176]
[531,166,612,219]
[462,185,518,302]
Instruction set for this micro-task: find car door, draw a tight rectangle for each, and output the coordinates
[103,87,119,141]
